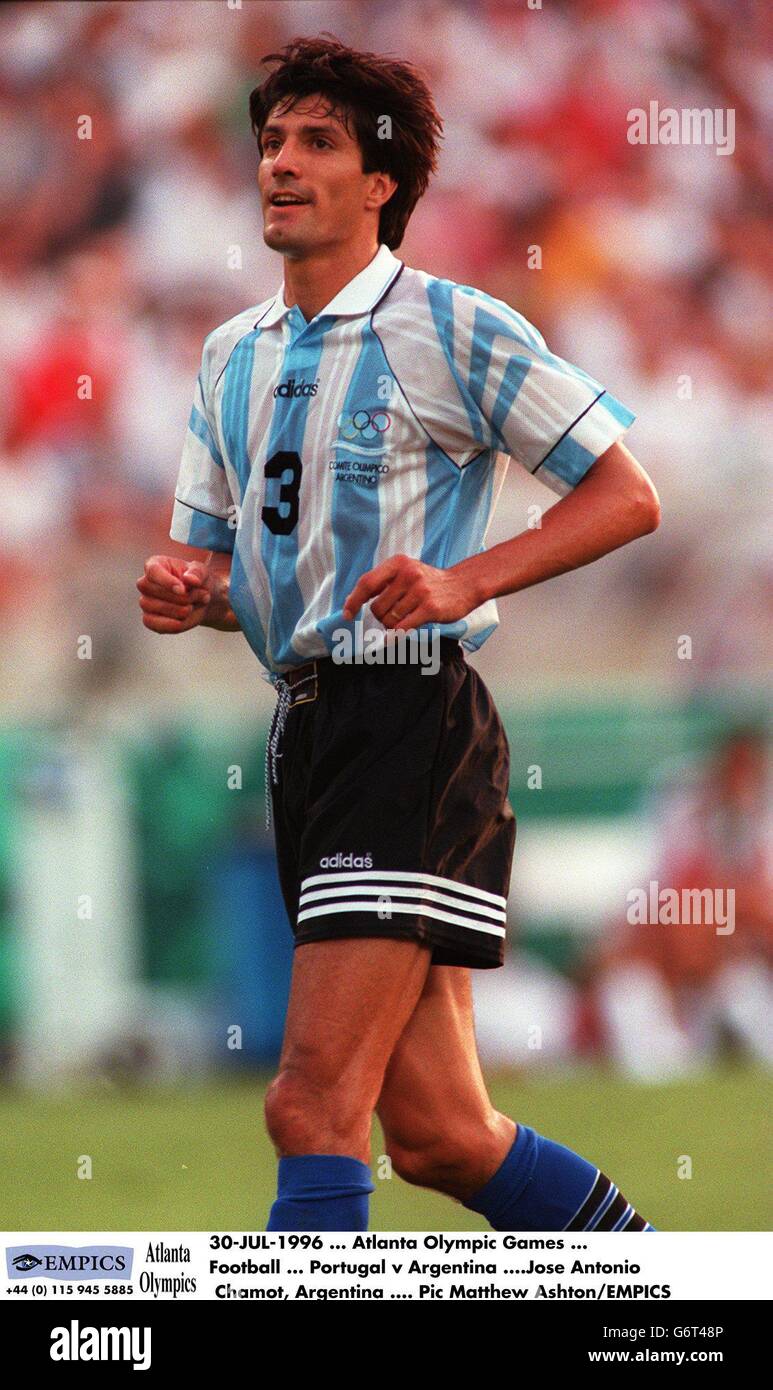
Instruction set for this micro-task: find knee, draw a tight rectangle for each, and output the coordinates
[384,1111,515,1198]
[264,1066,368,1155]
[384,1129,492,1199]
[264,1069,322,1153]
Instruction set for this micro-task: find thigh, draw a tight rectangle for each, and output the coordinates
[279,936,432,1104]
[376,964,496,1145]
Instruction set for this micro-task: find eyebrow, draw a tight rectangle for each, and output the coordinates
[261,121,342,140]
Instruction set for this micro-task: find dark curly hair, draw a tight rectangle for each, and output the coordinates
[248,34,443,250]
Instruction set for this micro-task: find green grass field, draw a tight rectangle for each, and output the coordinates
[2,1063,770,1231]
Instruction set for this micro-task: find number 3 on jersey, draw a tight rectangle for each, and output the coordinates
[261,450,302,536]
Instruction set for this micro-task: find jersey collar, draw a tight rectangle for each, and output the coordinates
[255,243,403,329]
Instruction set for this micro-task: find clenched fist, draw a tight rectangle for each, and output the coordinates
[136,555,214,634]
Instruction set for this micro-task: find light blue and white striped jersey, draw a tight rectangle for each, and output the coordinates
[170,243,635,676]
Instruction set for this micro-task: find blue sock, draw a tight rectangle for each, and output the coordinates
[266,1154,375,1231]
[463,1125,656,1231]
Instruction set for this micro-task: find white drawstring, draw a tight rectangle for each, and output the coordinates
[265,676,292,831]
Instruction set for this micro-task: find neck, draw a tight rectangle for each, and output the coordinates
[282,236,381,321]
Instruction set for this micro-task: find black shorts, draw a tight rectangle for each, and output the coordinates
[266,639,516,969]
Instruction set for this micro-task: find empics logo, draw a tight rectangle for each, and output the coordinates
[12,1253,42,1272]
[50,1321,151,1371]
[273,376,319,398]
[6,1244,133,1279]
[320,852,373,869]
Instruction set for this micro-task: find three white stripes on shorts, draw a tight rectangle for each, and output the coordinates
[298,869,507,938]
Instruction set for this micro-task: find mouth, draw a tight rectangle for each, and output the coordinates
[268,193,311,209]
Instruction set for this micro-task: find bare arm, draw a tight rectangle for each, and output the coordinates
[137,548,241,634]
[343,441,660,628]
[452,439,660,606]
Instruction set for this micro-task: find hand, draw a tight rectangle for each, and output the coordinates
[342,554,481,632]
[137,555,213,634]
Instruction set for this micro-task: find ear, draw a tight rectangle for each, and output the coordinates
[365,171,398,211]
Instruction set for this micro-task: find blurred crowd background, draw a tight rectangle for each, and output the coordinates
[0,0,769,1093]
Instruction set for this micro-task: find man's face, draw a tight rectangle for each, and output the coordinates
[258,94,393,256]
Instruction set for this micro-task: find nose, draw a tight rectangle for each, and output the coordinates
[270,137,302,178]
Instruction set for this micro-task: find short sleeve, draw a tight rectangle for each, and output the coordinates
[448,286,636,496]
[169,342,236,552]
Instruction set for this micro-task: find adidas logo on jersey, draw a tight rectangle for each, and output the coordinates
[273,377,319,398]
[320,853,374,869]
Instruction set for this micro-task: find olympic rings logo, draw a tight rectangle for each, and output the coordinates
[337,409,392,442]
